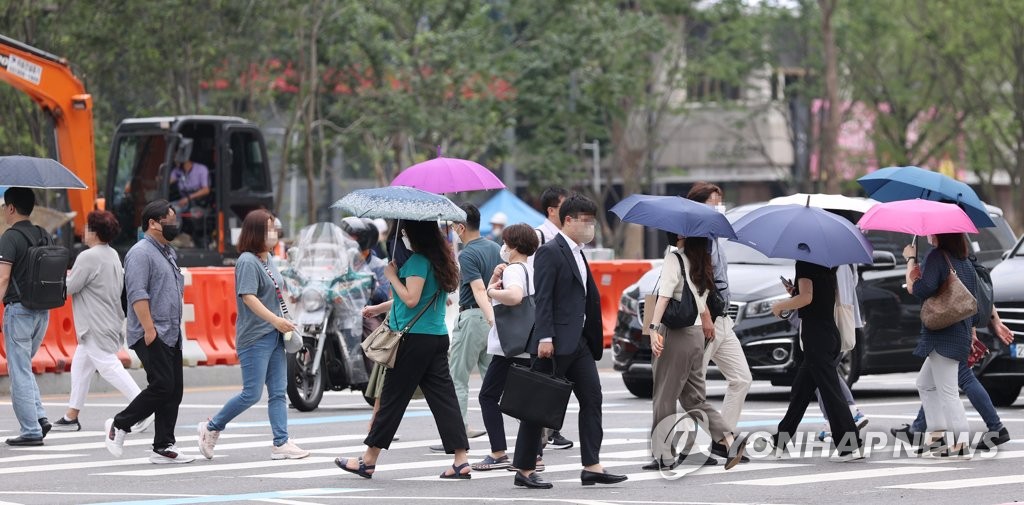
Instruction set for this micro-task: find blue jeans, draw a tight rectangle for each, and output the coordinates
[912,360,1002,433]
[3,303,50,437]
[208,330,289,446]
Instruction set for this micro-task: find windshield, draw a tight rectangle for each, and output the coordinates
[286,222,360,280]
[720,240,794,265]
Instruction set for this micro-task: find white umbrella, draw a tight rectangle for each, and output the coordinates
[769,193,877,214]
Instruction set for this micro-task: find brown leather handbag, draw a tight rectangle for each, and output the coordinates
[920,253,977,331]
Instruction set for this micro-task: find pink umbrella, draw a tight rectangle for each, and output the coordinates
[857,199,978,236]
[391,148,505,193]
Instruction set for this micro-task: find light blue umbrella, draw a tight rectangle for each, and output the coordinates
[332,186,466,222]
[729,204,873,268]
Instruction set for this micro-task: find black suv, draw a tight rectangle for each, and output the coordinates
[974,234,1024,406]
[612,202,1018,399]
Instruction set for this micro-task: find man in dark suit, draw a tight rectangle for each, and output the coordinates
[510,194,628,489]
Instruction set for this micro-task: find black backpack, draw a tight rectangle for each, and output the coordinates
[9,225,69,310]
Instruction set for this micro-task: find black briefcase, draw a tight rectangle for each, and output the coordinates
[499,360,574,431]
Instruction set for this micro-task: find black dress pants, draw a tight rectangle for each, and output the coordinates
[114,338,183,451]
[512,339,603,470]
[365,333,469,454]
[478,354,532,453]
[777,318,861,453]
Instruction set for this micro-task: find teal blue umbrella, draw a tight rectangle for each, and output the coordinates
[857,166,994,228]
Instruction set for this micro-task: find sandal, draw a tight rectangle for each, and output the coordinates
[335,457,375,479]
[440,462,472,479]
[471,455,511,471]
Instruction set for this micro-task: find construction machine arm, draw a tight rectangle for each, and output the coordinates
[0,34,96,234]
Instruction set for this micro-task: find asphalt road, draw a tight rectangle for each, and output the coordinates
[0,370,1021,505]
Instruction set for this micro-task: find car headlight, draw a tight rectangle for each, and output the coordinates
[620,291,639,316]
[744,294,790,318]
[301,288,326,312]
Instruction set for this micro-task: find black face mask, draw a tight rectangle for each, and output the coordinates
[160,223,180,242]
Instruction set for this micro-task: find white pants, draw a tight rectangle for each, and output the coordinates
[702,316,753,430]
[916,351,969,441]
[68,340,142,410]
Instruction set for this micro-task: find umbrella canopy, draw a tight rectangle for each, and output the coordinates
[0,156,87,189]
[769,193,877,214]
[478,189,545,235]
[609,194,736,239]
[332,186,467,222]
[391,156,505,194]
[857,199,978,236]
[857,166,994,228]
[729,204,873,268]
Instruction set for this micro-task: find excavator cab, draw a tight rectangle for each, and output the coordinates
[105,116,273,267]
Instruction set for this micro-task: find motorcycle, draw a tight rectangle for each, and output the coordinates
[280,223,375,411]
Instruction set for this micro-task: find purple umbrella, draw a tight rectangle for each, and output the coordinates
[391,148,505,193]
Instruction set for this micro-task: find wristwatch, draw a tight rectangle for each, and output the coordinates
[648,322,664,334]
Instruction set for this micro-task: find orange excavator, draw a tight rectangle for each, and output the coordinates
[0,34,95,234]
[1,34,273,266]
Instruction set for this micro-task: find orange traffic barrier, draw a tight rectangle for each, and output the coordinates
[590,260,656,348]
[185,267,239,366]
[0,304,59,374]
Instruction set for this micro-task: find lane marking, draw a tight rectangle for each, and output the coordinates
[724,466,964,486]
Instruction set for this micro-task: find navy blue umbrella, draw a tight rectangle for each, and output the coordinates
[857,166,994,228]
[729,204,872,268]
[609,194,736,239]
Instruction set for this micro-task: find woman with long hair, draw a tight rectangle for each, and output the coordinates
[338,219,471,479]
[197,209,309,461]
[904,233,978,458]
[52,211,152,433]
[647,233,746,470]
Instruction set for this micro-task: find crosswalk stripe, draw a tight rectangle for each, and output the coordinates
[724,466,966,486]
[22,432,260,452]
[0,457,153,475]
[95,456,337,477]
[553,462,812,483]
[399,460,650,481]
[882,473,1024,490]
[0,453,86,464]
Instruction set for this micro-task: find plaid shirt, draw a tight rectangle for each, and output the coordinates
[912,248,978,362]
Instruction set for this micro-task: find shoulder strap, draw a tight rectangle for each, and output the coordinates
[673,251,690,293]
[535,228,546,245]
[10,225,46,247]
[398,291,441,334]
[513,262,531,295]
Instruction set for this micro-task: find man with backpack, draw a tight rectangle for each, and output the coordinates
[0,187,58,446]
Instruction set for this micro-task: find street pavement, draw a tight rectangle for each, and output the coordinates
[0,370,1021,505]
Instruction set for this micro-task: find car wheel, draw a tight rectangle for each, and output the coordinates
[623,377,653,398]
[980,377,1022,407]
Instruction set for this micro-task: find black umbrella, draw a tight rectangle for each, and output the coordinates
[0,156,88,189]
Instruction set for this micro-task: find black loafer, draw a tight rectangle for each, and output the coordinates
[676,453,718,467]
[39,417,51,439]
[514,471,553,489]
[641,458,678,471]
[5,435,43,446]
[580,469,628,486]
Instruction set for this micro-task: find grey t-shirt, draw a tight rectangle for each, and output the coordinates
[67,244,126,354]
[457,237,503,308]
[234,252,284,348]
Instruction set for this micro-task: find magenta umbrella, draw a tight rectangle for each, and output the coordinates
[857,199,978,236]
[391,149,505,193]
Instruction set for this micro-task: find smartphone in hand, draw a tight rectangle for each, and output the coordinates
[779,276,794,291]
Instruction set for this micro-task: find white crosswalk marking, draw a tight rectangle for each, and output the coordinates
[724,466,966,486]
[553,462,812,483]
[97,456,337,476]
[883,473,1024,490]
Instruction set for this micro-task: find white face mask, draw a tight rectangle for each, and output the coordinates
[265,230,279,251]
[499,245,511,263]
[402,234,412,251]
[713,204,726,214]
[927,235,938,247]
[578,223,596,244]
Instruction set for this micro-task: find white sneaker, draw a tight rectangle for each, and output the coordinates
[150,445,195,464]
[132,414,155,433]
[271,440,310,460]
[104,418,127,458]
[197,421,220,460]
